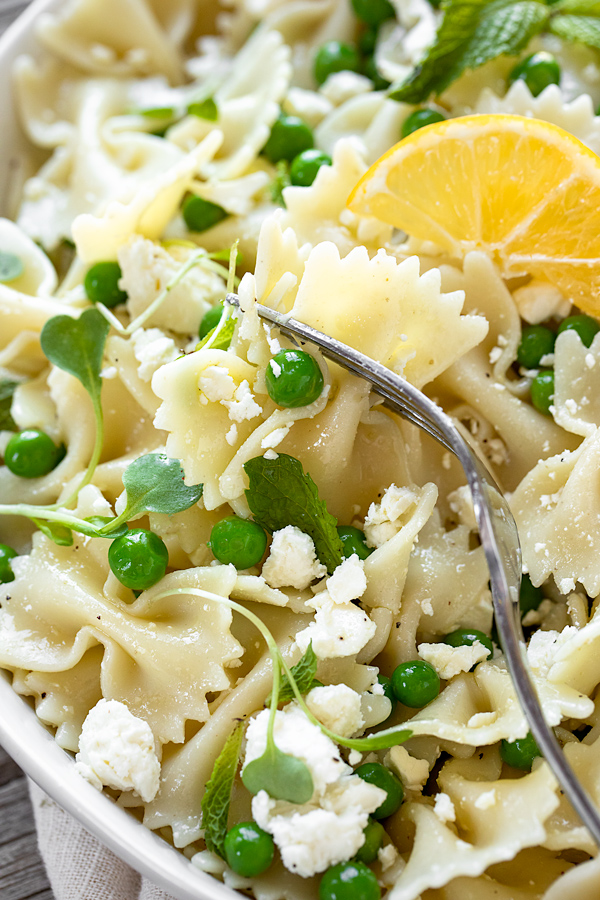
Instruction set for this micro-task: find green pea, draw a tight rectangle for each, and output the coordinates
[210,516,267,569]
[516,325,556,368]
[377,674,396,708]
[401,109,445,140]
[0,543,18,583]
[199,303,225,339]
[4,429,65,479]
[557,314,600,348]
[265,349,324,408]
[355,763,404,819]
[520,573,543,616]
[508,52,561,98]
[337,526,373,561]
[320,861,381,900]
[84,261,128,308]
[263,114,314,164]
[530,369,554,415]
[354,818,385,864]
[224,822,275,877]
[351,0,395,27]
[391,660,440,708]
[444,628,493,661]
[182,195,228,233]
[358,28,378,56]
[363,56,390,91]
[314,41,361,86]
[108,529,169,591]
[290,149,332,187]
[500,732,542,770]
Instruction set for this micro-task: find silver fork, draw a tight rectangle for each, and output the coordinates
[226,291,600,847]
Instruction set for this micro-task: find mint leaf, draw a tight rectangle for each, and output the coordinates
[244,454,343,574]
[278,644,319,704]
[188,98,218,121]
[242,742,314,803]
[552,0,600,13]
[549,12,600,46]
[196,315,235,351]
[389,0,486,103]
[0,379,19,431]
[202,721,244,858]
[441,0,549,90]
[40,309,109,405]
[103,453,203,530]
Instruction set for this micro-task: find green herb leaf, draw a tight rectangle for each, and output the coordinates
[242,742,314,803]
[201,721,245,858]
[84,516,129,538]
[0,379,19,431]
[196,315,235,351]
[389,0,487,103]
[0,251,24,283]
[278,643,319,704]
[32,518,74,546]
[40,309,109,406]
[103,453,203,529]
[549,12,600,46]
[138,106,176,119]
[244,454,343,574]
[270,160,291,207]
[441,0,549,91]
[188,98,218,120]
[336,726,413,751]
[552,0,600,13]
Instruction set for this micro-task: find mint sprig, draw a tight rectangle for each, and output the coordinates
[202,721,245,858]
[549,12,600,46]
[244,454,344,574]
[278,643,320,704]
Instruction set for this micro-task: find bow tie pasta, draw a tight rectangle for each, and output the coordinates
[5,1,600,898]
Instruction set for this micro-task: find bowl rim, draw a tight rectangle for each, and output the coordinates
[0,4,239,898]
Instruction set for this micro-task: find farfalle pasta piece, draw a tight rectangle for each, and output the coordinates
[0,487,244,744]
[387,766,558,900]
[553,329,600,438]
[511,429,600,597]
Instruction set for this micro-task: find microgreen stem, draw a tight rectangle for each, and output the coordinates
[0,503,100,537]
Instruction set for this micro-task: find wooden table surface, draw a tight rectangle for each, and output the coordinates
[0,4,55,899]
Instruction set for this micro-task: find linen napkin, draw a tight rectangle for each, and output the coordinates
[28,780,178,900]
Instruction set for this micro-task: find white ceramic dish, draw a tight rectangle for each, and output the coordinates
[0,4,235,898]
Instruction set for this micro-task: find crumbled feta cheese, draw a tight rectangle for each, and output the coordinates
[433,792,456,824]
[417,641,489,679]
[447,485,477,530]
[585,353,596,369]
[296,596,376,660]
[198,366,236,402]
[539,353,554,367]
[269,359,282,378]
[364,484,419,548]
[306,684,364,738]
[261,425,291,449]
[419,598,434,616]
[130,328,179,382]
[474,789,497,810]
[378,845,399,871]
[263,449,278,460]
[348,750,362,766]
[222,379,262,422]
[263,324,281,354]
[319,71,373,105]
[386,746,429,792]
[527,626,577,678]
[262,526,326,590]
[75,699,160,802]
[512,280,570,324]
[101,366,117,379]
[326,555,367,605]
[225,424,238,446]
[246,705,385,878]
[488,346,503,364]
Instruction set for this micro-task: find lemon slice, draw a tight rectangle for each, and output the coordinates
[348,114,600,316]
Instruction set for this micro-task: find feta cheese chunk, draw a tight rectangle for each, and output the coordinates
[433,792,456,824]
[326,555,367,604]
[386,745,429,792]
[262,526,327,590]
[364,484,419,548]
[417,640,489,679]
[130,328,179,382]
[222,379,262,422]
[198,366,236,402]
[306,684,364,738]
[245,704,385,878]
[512,279,571,325]
[296,597,376,659]
[75,699,160,802]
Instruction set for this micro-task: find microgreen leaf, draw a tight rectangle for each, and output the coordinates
[549,12,600,45]
[201,721,245,858]
[244,454,343,574]
[277,643,319,704]
[0,379,19,431]
[40,308,109,403]
[334,726,413,751]
[138,106,176,119]
[188,98,218,120]
[101,453,203,532]
[33,518,74,546]
[0,251,24,283]
[196,315,235,351]
[242,742,314,803]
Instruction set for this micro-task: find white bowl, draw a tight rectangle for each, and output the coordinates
[0,4,235,897]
